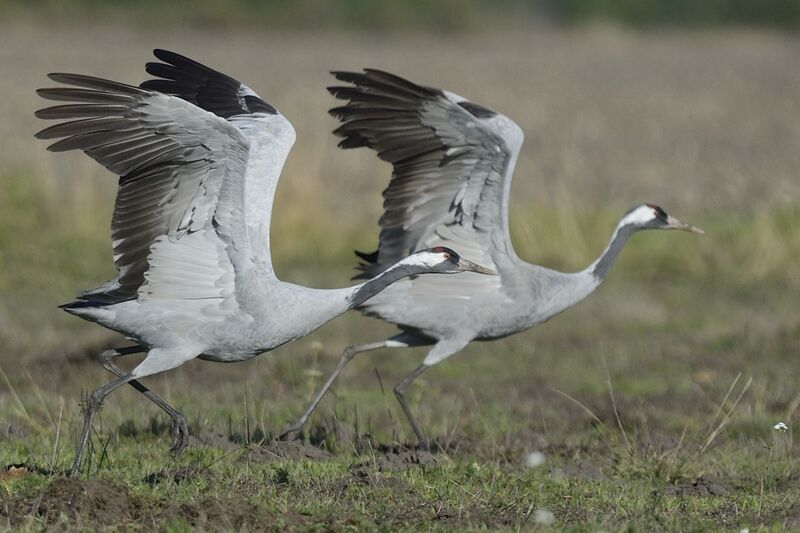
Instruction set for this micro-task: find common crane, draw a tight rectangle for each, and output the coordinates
[35,52,495,476]
[281,69,703,444]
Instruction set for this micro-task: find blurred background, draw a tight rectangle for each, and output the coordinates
[0,0,798,446]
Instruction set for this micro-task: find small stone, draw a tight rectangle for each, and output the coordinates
[525,451,546,468]
[534,509,555,525]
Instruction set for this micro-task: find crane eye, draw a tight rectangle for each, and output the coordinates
[442,252,451,260]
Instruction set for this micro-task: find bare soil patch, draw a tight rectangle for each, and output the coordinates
[351,447,439,474]
[663,475,731,497]
[12,478,138,525]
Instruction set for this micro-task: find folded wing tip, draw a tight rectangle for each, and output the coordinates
[331,69,358,77]
[152,48,176,61]
[47,72,69,83]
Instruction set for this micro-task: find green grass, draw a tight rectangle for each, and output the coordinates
[1,169,799,529]
[2,379,799,530]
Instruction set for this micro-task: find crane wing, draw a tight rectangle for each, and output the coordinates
[329,69,524,279]
[140,49,296,277]
[36,50,294,313]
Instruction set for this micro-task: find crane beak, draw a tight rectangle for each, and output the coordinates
[457,258,498,275]
[665,215,704,235]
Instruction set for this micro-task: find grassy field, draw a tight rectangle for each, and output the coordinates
[1,21,800,530]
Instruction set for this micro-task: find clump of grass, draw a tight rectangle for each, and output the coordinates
[552,368,753,485]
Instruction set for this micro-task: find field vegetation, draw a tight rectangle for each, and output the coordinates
[3,0,799,28]
[1,19,799,530]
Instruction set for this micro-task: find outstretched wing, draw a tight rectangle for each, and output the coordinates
[36,51,293,312]
[140,49,296,276]
[329,69,524,279]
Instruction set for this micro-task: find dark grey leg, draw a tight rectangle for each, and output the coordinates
[70,374,134,477]
[394,363,431,448]
[99,348,189,454]
[279,340,395,440]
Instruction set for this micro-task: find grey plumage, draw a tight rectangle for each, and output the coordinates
[36,52,494,476]
[281,69,703,444]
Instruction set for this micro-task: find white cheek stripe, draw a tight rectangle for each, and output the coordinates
[399,252,441,269]
[621,205,657,226]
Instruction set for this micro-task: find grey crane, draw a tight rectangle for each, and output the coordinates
[280,69,703,444]
[35,51,495,476]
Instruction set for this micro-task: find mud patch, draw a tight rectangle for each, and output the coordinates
[143,464,216,487]
[663,475,730,497]
[351,447,440,475]
[23,478,138,524]
[162,498,283,530]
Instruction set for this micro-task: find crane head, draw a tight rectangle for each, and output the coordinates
[622,204,704,234]
[404,246,497,275]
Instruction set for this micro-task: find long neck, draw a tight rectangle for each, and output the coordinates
[586,223,637,280]
[347,264,421,308]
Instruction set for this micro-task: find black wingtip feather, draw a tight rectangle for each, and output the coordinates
[338,137,370,150]
[139,79,176,92]
[142,49,278,117]
[457,101,498,119]
[152,48,175,61]
[354,249,379,263]
[330,70,363,80]
[151,49,202,70]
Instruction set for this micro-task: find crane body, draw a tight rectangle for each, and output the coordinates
[282,69,702,443]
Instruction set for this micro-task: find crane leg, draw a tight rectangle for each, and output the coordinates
[394,363,432,448]
[393,337,470,449]
[99,347,190,455]
[72,345,201,476]
[278,341,387,439]
[71,374,135,477]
